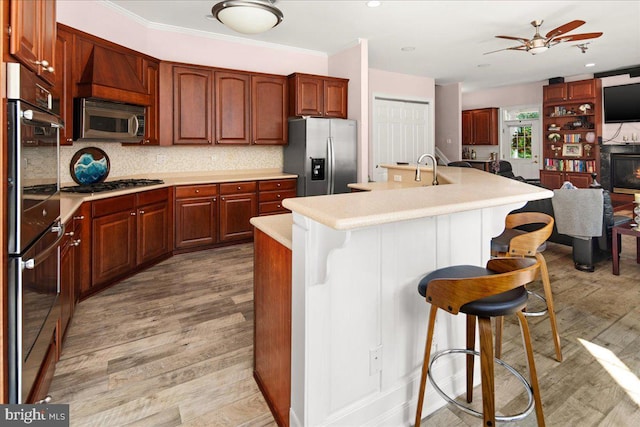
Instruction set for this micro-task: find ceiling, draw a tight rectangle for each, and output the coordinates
[107,0,640,92]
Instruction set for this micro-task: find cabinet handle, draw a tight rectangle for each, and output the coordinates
[276,194,281,198]
[277,204,281,208]
[73,215,85,220]
[237,186,241,190]
[64,231,74,236]
[277,183,281,187]
[131,212,136,216]
[221,197,225,201]
[66,138,73,143]
[139,210,145,214]
[208,140,213,144]
[195,189,200,193]
[73,239,81,247]
[213,197,217,202]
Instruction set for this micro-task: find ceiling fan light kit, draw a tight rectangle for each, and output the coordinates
[211,0,283,34]
[486,19,602,56]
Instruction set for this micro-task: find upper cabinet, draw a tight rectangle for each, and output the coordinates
[9,0,57,85]
[462,108,499,145]
[160,63,287,146]
[543,80,598,103]
[288,73,348,119]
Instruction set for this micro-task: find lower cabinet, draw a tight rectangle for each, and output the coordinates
[175,184,219,250]
[26,328,58,404]
[85,188,171,297]
[219,182,257,242]
[540,170,593,189]
[258,179,296,215]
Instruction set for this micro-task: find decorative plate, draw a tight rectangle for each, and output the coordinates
[70,147,110,185]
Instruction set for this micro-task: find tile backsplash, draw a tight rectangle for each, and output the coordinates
[26,142,285,184]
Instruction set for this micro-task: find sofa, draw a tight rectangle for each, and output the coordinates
[510,188,631,272]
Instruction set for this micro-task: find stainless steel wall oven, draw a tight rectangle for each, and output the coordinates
[6,63,63,403]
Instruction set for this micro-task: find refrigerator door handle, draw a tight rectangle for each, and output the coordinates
[328,137,335,194]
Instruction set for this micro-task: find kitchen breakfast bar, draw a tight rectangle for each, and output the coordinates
[250,167,552,426]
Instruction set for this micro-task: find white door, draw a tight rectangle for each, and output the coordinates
[371,98,432,182]
[500,106,542,180]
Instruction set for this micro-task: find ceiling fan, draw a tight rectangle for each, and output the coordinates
[485,20,603,55]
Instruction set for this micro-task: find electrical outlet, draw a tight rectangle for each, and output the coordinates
[623,135,629,142]
[369,345,383,375]
[393,175,402,182]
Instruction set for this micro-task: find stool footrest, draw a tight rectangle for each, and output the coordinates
[428,348,535,422]
[522,290,549,317]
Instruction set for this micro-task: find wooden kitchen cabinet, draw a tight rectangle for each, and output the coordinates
[127,58,160,146]
[462,108,499,145]
[543,79,598,103]
[163,64,214,145]
[60,214,82,341]
[9,0,57,85]
[54,26,73,145]
[258,179,296,215]
[288,73,348,118]
[88,189,171,295]
[216,71,251,145]
[91,195,137,289]
[252,75,288,145]
[174,184,219,250]
[253,227,292,427]
[219,182,257,242]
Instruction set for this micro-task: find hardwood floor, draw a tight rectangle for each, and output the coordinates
[50,235,640,426]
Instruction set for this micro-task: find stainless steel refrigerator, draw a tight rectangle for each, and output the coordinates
[284,118,357,196]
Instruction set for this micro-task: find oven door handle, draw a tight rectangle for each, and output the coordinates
[22,109,64,128]
[21,222,65,271]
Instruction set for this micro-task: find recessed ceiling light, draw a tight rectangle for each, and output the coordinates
[401,46,415,52]
[585,63,596,68]
[366,1,381,7]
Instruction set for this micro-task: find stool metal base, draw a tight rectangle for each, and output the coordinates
[522,290,548,317]
[428,349,534,422]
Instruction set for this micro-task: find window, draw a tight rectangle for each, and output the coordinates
[508,124,533,159]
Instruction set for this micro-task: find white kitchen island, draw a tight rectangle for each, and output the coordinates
[279,166,552,426]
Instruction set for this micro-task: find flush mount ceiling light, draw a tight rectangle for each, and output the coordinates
[211,0,283,34]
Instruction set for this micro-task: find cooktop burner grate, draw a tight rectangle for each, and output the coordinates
[61,179,164,194]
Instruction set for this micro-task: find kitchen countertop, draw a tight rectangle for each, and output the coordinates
[59,169,297,223]
[284,165,552,230]
[250,213,292,250]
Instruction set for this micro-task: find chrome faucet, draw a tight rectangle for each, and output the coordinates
[415,153,439,185]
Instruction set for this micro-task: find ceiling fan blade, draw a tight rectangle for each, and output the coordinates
[545,20,585,39]
[483,45,527,55]
[495,35,529,43]
[553,32,603,43]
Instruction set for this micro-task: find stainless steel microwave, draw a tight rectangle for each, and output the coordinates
[74,98,145,142]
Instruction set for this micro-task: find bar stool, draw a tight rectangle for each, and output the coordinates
[490,212,562,362]
[414,257,545,427]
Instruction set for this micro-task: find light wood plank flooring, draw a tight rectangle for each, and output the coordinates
[50,235,640,426]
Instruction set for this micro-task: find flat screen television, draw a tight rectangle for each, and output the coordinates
[603,82,640,123]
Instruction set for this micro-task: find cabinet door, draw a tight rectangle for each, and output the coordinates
[292,74,323,117]
[10,0,39,74]
[216,71,251,144]
[137,201,170,265]
[142,60,159,145]
[219,193,257,242]
[566,172,592,189]
[175,197,218,249]
[472,108,498,145]
[55,28,73,145]
[173,66,214,145]
[324,78,348,118]
[252,75,287,145]
[462,110,472,145]
[568,80,596,101]
[540,170,564,189]
[543,84,567,103]
[92,210,136,287]
[59,233,74,340]
[39,0,56,85]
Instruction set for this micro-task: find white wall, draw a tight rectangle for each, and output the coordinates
[435,83,462,163]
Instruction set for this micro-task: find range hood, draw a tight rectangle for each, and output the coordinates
[77,45,151,106]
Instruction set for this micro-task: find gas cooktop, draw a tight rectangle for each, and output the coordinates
[61,179,164,194]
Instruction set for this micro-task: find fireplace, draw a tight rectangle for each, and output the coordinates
[599,144,640,193]
[611,154,640,193]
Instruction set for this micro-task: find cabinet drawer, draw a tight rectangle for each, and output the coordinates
[259,189,296,203]
[259,201,290,215]
[137,188,168,206]
[259,179,296,191]
[220,181,257,195]
[175,184,218,199]
[92,194,135,218]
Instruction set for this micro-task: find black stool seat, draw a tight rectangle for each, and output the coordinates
[418,265,528,317]
[491,228,547,253]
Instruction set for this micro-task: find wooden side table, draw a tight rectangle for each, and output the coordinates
[612,222,640,275]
